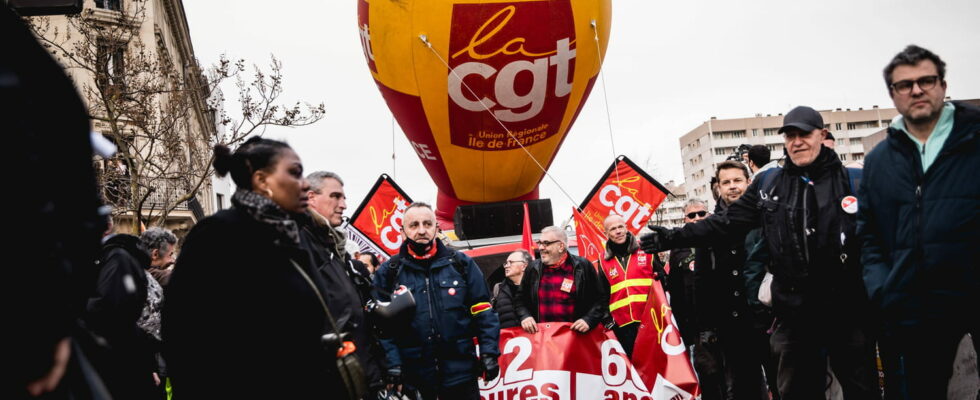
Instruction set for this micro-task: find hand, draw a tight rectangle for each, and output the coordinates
[481,354,500,381]
[640,225,672,254]
[153,372,161,386]
[385,366,403,393]
[570,319,591,333]
[521,317,538,333]
[25,338,70,396]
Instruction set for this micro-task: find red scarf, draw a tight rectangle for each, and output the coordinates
[407,241,439,260]
[546,252,569,269]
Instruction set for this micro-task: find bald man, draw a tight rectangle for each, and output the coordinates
[596,214,662,358]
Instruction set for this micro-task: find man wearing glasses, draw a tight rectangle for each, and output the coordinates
[858,45,980,399]
[491,250,530,329]
[515,226,609,335]
[641,104,879,398]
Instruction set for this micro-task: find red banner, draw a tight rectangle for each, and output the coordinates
[579,156,671,235]
[348,174,413,256]
[480,324,663,400]
[572,207,606,269]
[521,202,536,259]
[632,281,701,398]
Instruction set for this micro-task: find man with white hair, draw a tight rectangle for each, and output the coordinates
[515,226,609,334]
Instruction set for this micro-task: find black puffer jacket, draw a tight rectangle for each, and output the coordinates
[663,147,868,318]
[514,253,610,328]
[492,280,521,329]
[858,101,980,326]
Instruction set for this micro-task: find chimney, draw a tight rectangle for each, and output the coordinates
[873,105,878,109]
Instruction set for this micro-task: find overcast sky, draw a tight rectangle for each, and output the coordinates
[184,0,980,222]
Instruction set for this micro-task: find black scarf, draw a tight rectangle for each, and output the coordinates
[231,189,301,246]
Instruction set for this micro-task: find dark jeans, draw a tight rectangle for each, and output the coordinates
[614,322,640,359]
[879,321,978,400]
[693,326,769,400]
[770,314,880,400]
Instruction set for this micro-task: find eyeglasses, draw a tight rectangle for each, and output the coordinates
[535,240,561,247]
[505,260,526,265]
[686,211,708,219]
[890,75,940,95]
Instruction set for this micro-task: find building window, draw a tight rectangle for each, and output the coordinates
[712,130,747,140]
[216,193,224,210]
[835,123,842,130]
[840,154,847,161]
[95,0,122,11]
[837,138,846,146]
[852,153,864,161]
[752,129,759,137]
[847,120,880,130]
[96,42,125,93]
[850,138,863,146]
[763,128,780,136]
[714,147,735,156]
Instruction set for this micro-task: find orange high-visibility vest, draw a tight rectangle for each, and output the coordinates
[600,249,655,327]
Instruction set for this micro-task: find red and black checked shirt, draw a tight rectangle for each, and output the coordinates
[537,253,576,323]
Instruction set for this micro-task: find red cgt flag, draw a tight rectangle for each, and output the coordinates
[580,155,671,235]
[631,279,701,398]
[521,202,536,259]
[572,207,606,269]
[348,174,413,257]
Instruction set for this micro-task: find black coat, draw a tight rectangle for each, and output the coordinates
[858,101,980,327]
[514,253,610,329]
[492,280,521,329]
[664,147,868,318]
[692,202,756,331]
[163,208,344,399]
[298,211,384,387]
[85,234,159,399]
[667,246,698,345]
[4,7,106,394]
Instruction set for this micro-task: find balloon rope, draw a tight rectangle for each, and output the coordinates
[391,114,398,179]
[590,20,622,190]
[418,34,579,209]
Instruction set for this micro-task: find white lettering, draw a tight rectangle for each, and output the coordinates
[447,38,575,123]
[549,38,575,97]
[600,339,628,386]
[503,336,533,384]
[359,23,375,65]
[599,184,621,207]
[493,58,547,122]
[411,141,437,160]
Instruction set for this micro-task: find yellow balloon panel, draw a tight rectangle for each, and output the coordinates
[359,0,611,207]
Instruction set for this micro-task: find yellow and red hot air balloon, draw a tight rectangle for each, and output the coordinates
[358,0,611,227]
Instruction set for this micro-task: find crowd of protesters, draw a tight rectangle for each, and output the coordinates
[5,7,976,398]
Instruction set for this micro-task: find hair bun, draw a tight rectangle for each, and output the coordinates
[212,144,233,176]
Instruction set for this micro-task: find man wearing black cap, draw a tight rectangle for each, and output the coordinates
[640,106,879,399]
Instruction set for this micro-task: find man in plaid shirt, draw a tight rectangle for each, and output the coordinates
[515,226,609,334]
